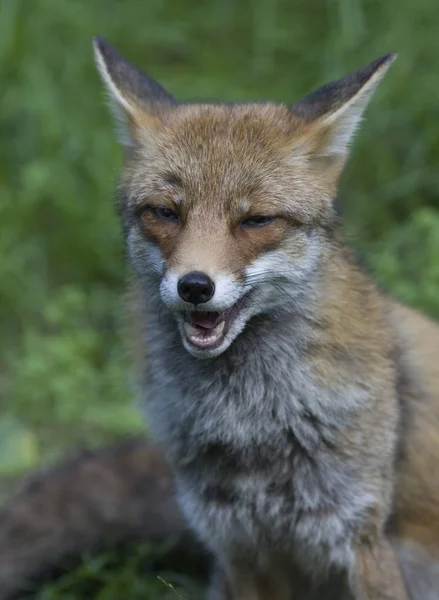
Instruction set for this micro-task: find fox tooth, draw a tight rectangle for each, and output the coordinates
[213,321,225,335]
[183,320,226,346]
[184,322,200,338]
[184,320,225,339]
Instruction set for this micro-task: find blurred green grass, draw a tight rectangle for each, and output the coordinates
[31,543,202,600]
[1,0,439,595]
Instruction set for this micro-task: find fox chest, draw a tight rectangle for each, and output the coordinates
[143,350,374,574]
[173,431,367,576]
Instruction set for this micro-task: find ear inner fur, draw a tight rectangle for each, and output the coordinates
[93,36,177,144]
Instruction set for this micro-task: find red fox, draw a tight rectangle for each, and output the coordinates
[91,38,439,599]
[1,39,439,599]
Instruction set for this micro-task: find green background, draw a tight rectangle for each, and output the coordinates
[1,0,439,595]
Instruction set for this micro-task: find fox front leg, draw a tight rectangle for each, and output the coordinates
[352,535,409,600]
[206,562,232,600]
[207,563,291,600]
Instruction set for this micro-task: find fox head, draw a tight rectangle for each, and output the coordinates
[94,37,395,358]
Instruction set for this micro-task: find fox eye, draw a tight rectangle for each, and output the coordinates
[241,215,274,228]
[149,206,179,222]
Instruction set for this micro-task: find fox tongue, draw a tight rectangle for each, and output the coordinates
[189,311,222,329]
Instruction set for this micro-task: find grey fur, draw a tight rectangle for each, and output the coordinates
[394,542,439,600]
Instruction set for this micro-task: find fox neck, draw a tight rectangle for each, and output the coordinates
[134,235,396,484]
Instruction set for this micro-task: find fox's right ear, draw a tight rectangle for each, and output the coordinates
[93,37,176,146]
[290,53,396,183]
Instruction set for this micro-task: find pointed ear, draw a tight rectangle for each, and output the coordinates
[291,53,396,177]
[93,36,176,146]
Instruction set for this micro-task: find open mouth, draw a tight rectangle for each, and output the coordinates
[182,296,249,350]
[183,311,226,348]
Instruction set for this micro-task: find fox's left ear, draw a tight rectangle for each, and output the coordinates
[291,53,396,179]
[93,36,176,146]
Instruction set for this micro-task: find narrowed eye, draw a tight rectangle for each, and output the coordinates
[149,206,179,222]
[240,215,274,228]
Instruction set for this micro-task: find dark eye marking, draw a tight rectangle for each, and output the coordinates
[240,215,274,228]
[147,206,179,222]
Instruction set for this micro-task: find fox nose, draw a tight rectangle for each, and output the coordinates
[177,271,215,305]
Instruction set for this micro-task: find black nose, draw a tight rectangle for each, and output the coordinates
[177,271,215,305]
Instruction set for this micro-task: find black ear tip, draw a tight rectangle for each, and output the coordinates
[93,36,116,60]
[375,52,398,71]
[93,36,105,51]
